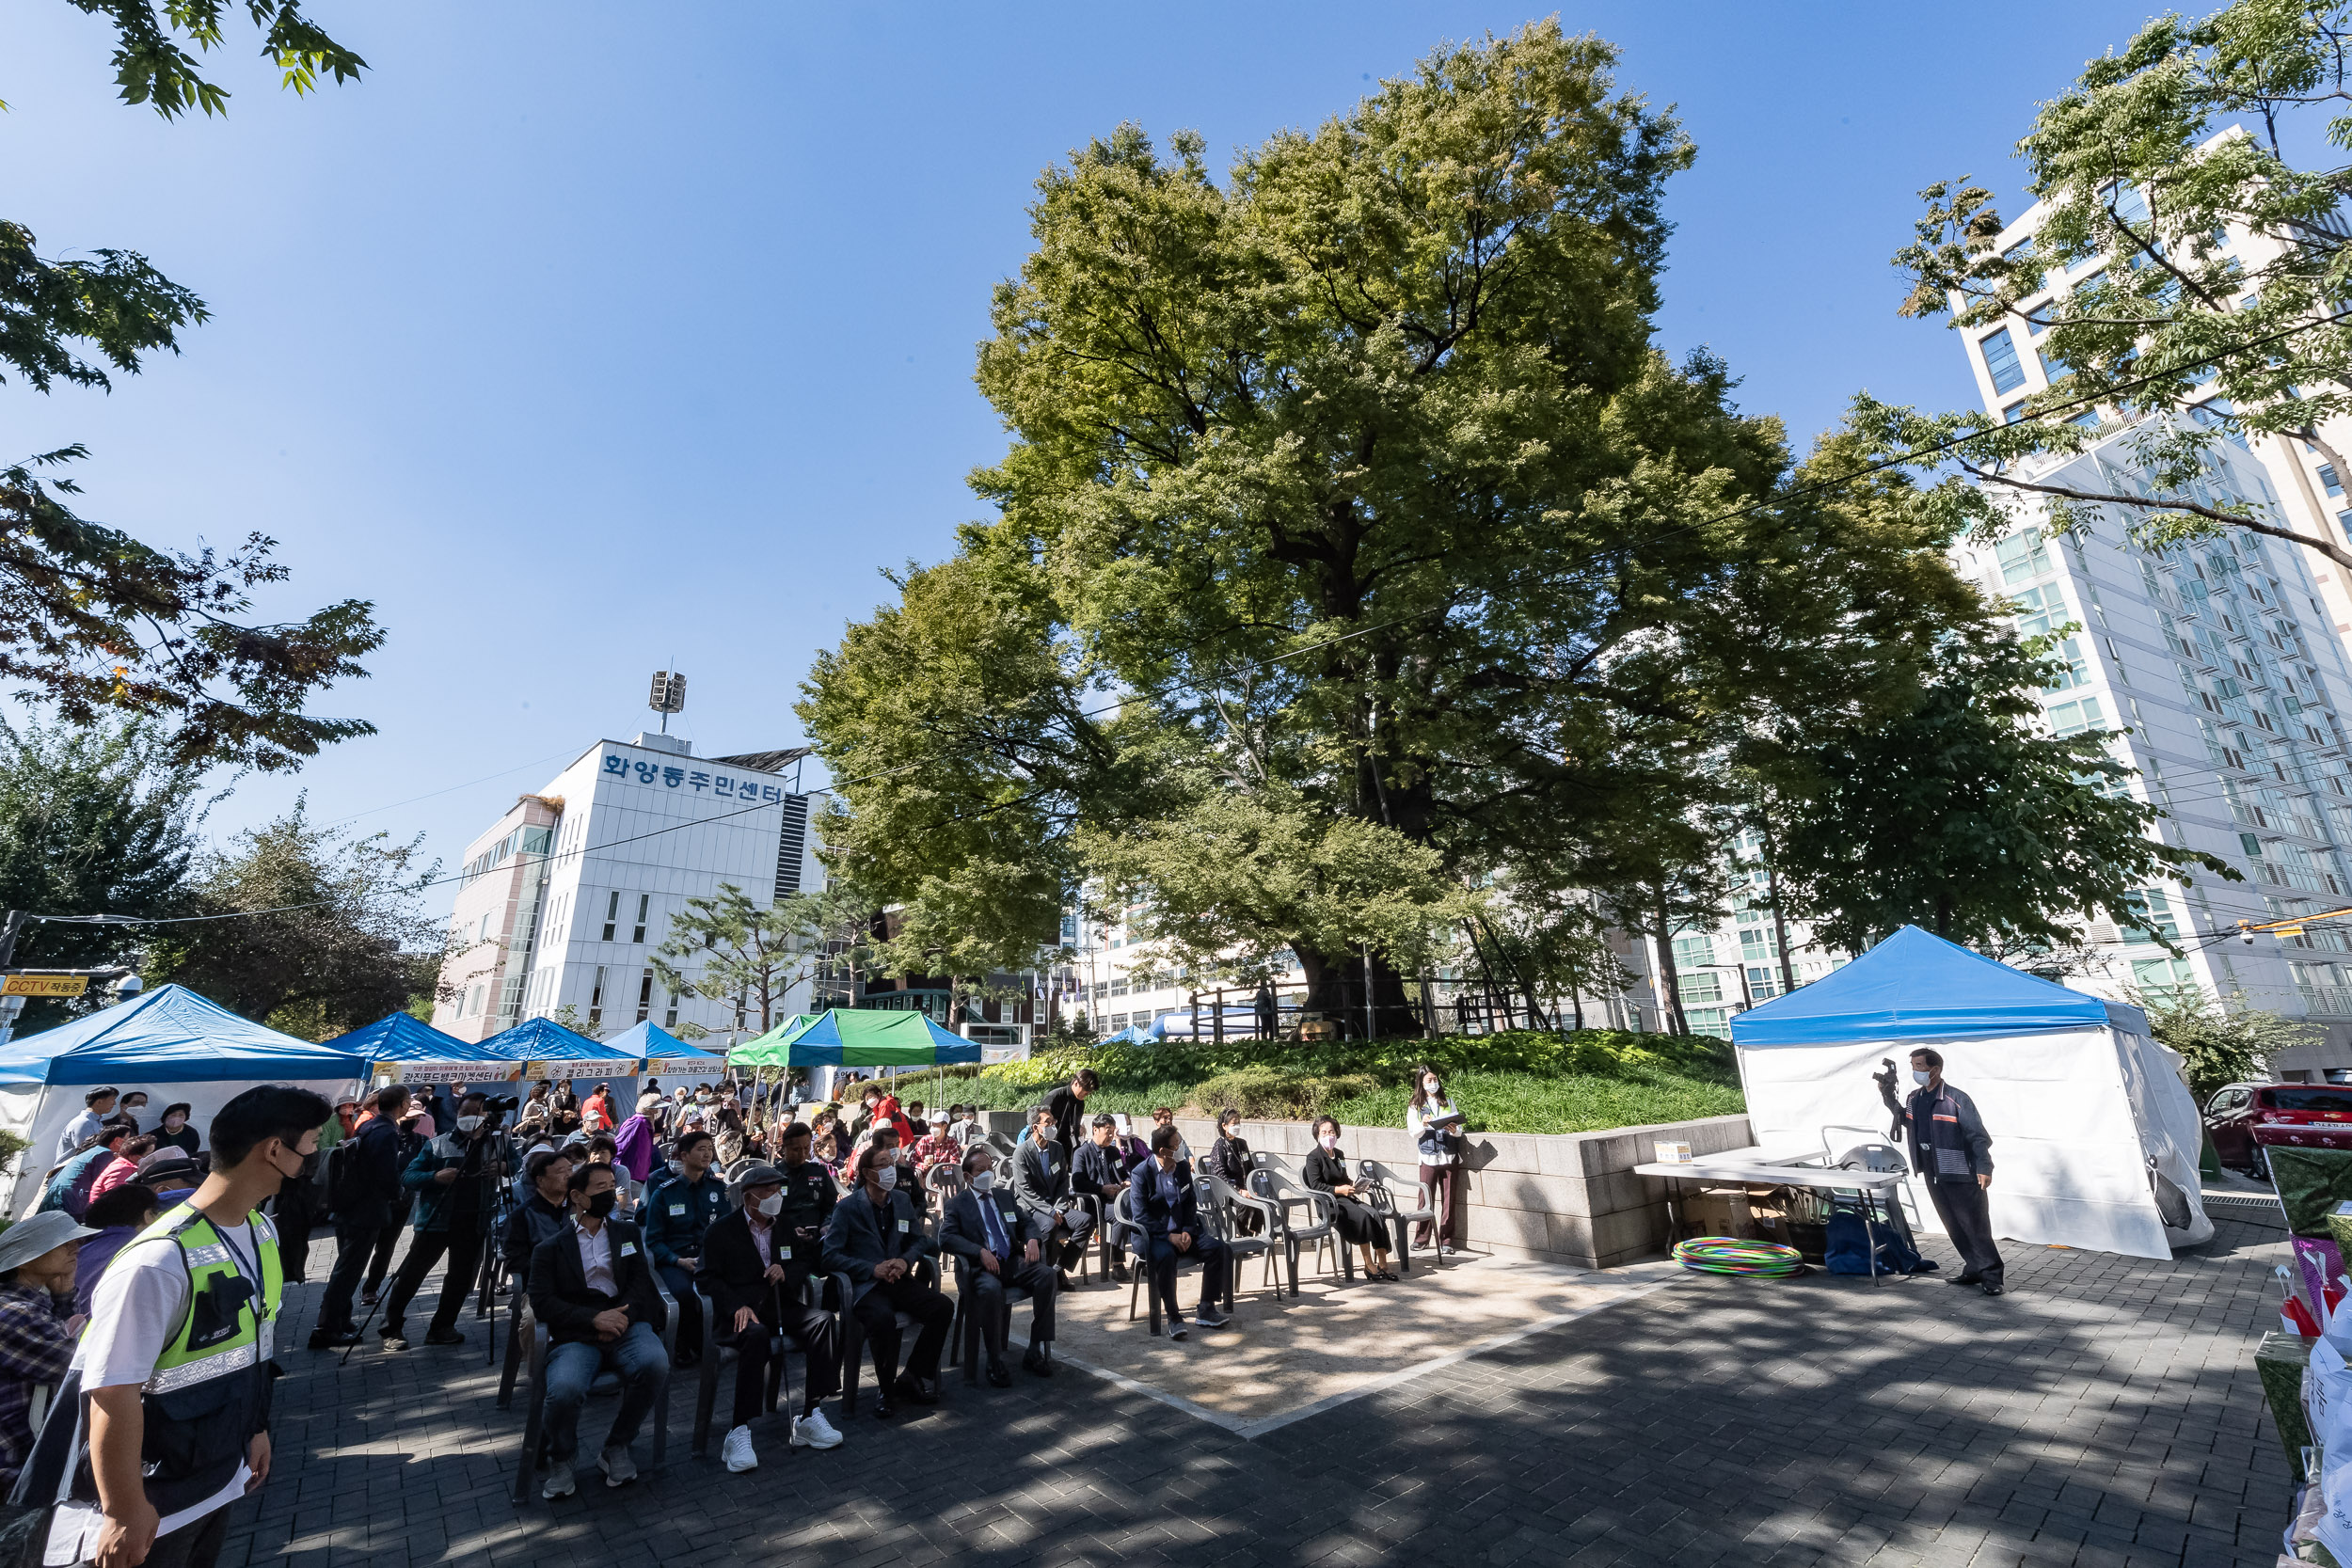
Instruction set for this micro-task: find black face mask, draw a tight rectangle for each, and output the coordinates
[585,1192,617,1220]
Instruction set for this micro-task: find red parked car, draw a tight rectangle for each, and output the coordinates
[2204,1081,2352,1177]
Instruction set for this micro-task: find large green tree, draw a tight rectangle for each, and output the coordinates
[4,3,378,772]
[803,24,1979,1033]
[1869,0,2352,569]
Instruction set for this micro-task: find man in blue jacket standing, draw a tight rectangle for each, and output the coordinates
[1877,1048,2003,1296]
[641,1128,730,1367]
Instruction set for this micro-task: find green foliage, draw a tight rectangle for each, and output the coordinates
[875,1027,1740,1136]
[1876,0,2352,572]
[803,22,1981,1031]
[652,882,863,1038]
[2140,986,2322,1101]
[0,1130,31,1181]
[0,716,205,1035]
[1762,623,2234,954]
[0,4,378,773]
[146,800,440,1034]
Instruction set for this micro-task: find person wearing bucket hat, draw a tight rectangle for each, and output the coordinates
[0,1209,99,1492]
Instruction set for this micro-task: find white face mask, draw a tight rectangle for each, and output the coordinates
[755,1191,784,1217]
[875,1164,898,1191]
[456,1115,484,1133]
[970,1168,997,1193]
[667,1160,685,1178]
[1318,1133,1340,1150]
[1913,1069,1931,1085]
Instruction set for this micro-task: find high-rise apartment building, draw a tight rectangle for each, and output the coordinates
[431,733,827,1044]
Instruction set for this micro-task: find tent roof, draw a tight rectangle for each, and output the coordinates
[731,1009,980,1068]
[472,1017,638,1063]
[324,1013,498,1062]
[0,983,367,1086]
[600,1022,723,1064]
[1729,926,2148,1046]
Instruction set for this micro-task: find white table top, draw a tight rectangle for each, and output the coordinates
[1632,1159,1905,1189]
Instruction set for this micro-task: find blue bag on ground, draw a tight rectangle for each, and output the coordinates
[1823,1208,1929,1275]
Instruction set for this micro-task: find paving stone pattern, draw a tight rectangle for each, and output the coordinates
[228,1212,2297,1568]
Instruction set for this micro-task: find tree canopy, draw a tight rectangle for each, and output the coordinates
[803,23,1984,1030]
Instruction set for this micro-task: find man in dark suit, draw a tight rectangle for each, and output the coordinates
[311,1083,410,1349]
[1128,1123,1230,1338]
[939,1143,1057,1385]
[821,1144,952,1418]
[1012,1105,1094,1288]
[704,1158,844,1471]
[527,1162,671,1499]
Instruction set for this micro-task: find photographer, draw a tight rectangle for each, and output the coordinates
[380,1090,508,1350]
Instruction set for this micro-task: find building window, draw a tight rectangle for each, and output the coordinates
[2324,464,2344,497]
[1980,326,2026,394]
[599,891,619,942]
[664,989,678,1028]
[2002,400,2027,423]
[637,968,654,1023]
[1994,530,2053,585]
[2044,696,2105,736]
[1746,966,1781,1000]
[588,965,606,1028]
[1676,972,1723,1005]
[2120,890,2180,944]
[632,894,650,944]
[1670,935,1714,970]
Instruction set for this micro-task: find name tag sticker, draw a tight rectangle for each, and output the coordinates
[780,1245,791,1259]
[619,1243,637,1257]
[668,1204,685,1215]
[898,1219,910,1234]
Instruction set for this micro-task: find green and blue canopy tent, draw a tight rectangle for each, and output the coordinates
[729,1008,980,1069]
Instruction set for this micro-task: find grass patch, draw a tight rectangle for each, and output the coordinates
[866,1029,1743,1136]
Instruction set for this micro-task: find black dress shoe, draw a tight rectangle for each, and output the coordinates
[1979,1282,2005,1297]
[1946,1274,1982,1287]
[986,1358,1011,1387]
[896,1375,940,1406]
[1023,1345,1054,1378]
[424,1329,466,1347]
[873,1399,898,1419]
[310,1328,361,1350]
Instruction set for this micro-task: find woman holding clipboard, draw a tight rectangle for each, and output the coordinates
[1406,1068,1465,1257]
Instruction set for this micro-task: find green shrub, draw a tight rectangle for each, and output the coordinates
[1192,1066,1378,1119]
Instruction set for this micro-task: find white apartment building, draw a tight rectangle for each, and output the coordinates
[1066,902,1310,1037]
[432,733,828,1044]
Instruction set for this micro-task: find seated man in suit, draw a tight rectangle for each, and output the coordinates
[1011,1104,1094,1289]
[704,1157,845,1471]
[1072,1113,1132,1282]
[939,1142,1057,1385]
[527,1161,671,1499]
[1128,1123,1231,1339]
[821,1144,952,1418]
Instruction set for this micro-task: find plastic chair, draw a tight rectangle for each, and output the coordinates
[1249,1155,1343,1292]
[833,1258,941,1413]
[945,1254,1041,1381]
[1356,1159,1435,1274]
[1200,1173,1283,1298]
[1109,1187,1228,1335]
[691,1275,826,1456]
[511,1287,678,1505]
[1823,1124,1921,1243]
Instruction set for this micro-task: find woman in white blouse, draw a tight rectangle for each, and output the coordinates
[1405,1067,1464,1256]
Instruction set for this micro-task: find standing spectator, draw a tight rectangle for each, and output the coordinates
[1204,1109,1261,1235]
[1041,1069,1097,1170]
[0,1210,92,1495]
[1406,1067,1465,1257]
[1304,1117,1392,1280]
[53,1087,119,1165]
[641,1130,729,1367]
[582,1083,615,1135]
[612,1096,660,1198]
[822,1145,952,1418]
[115,1093,151,1133]
[380,1091,503,1351]
[704,1155,844,1469]
[527,1163,669,1498]
[73,1184,159,1317]
[1011,1105,1094,1288]
[1877,1049,2004,1295]
[153,1102,201,1158]
[1127,1123,1230,1337]
[312,1084,410,1349]
[360,1095,430,1307]
[939,1142,1057,1383]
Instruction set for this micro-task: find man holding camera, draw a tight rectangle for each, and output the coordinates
[380,1089,508,1350]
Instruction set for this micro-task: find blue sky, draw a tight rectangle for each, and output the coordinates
[5,1,2159,918]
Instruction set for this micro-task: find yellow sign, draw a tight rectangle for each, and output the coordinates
[371,1060,405,1083]
[2,974,88,998]
[523,1061,556,1081]
[644,1057,698,1074]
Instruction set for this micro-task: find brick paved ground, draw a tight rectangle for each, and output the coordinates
[222,1208,2296,1568]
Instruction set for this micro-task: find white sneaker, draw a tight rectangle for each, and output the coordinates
[598,1444,638,1487]
[540,1461,576,1499]
[721,1425,757,1473]
[790,1409,844,1449]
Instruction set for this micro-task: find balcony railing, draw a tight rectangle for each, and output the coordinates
[2299,984,2352,1020]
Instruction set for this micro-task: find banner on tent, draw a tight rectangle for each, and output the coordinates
[644,1057,702,1074]
[371,1060,523,1084]
[518,1059,646,1080]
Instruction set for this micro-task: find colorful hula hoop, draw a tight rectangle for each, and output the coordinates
[1672,1236,1804,1276]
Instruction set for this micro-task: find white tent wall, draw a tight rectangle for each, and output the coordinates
[1736,1028,2182,1262]
[0,1077,362,1218]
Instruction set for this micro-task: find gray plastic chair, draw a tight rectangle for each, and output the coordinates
[1357,1159,1436,1273]
[945,1253,1041,1380]
[1249,1154,1341,1293]
[833,1257,941,1413]
[511,1288,678,1505]
[1200,1172,1281,1300]
[1109,1186,1229,1334]
[691,1275,827,1456]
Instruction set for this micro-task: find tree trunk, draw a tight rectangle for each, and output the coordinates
[1652,894,1688,1036]
[1294,942,1421,1039]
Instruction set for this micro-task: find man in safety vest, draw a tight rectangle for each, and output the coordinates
[19,1085,331,1568]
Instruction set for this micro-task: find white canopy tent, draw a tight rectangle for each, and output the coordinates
[1728,927,2212,1260]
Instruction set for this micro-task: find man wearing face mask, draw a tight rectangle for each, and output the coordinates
[641,1130,729,1367]
[1012,1106,1094,1291]
[527,1164,668,1498]
[702,1149,844,1469]
[940,1144,1057,1384]
[378,1091,503,1351]
[822,1145,951,1418]
[501,1151,574,1302]
[1876,1048,2002,1296]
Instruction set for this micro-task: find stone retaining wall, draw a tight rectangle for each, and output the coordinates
[979,1106,1755,1269]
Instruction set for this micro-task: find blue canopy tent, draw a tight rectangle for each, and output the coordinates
[1728,925,2205,1259]
[1098,1025,1155,1046]
[600,1021,723,1075]
[0,984,370,1215]
[324,1012,513,1085]
[473,1017,638,1069]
